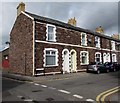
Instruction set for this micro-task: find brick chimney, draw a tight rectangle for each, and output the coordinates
[68,17,77,26]
[17,2,25,16]
[95,26,104,34]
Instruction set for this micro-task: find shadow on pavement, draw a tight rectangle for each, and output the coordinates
[108,71,120,79]
[2,77,24,92]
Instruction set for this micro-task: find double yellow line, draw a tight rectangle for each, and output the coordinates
[96,86,120,103]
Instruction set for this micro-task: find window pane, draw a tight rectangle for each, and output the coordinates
[46,51,50,54]
[96,58,100,62]
[48,26,54,33]
[82,40,85,45]
[95,36,98,41]
[48,33,54,40]
[82,34,85,45]
[112,55,116,62]
[51,51,55,55]
[46,55,56,65]
[82,57,86,64]
[96,54,100,57]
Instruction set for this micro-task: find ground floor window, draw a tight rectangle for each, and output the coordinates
[95,52,101,62]
[80,51,89,65]
[44,48,58,67]
[112,54,117,62]
[106,53,110,62]
[103,53,111,63]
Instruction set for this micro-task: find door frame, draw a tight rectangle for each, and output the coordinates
[70,49,77,72]
[62,49,70,74]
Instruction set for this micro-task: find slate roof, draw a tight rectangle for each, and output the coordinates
[25,11,120,42]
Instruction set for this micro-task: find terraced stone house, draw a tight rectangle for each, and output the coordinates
[9,3,120,76]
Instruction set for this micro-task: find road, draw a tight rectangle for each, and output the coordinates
[2,71,120,102]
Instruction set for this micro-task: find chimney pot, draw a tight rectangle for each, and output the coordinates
[95,26,104,34]
[17,2,25,16]
[68,17,77,26]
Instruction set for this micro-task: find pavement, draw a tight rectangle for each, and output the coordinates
[2,70,86,83]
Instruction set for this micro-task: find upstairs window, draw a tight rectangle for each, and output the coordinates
[111,41,115,50]
[46,24,56,42]
[80,51,89,65]
[81,33,87,46]
[95,36,100,48]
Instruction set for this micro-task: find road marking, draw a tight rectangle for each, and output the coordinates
[48,87,56,90]
[24,99,33,101]
[86,99,94,102]
[58,89,71,94]
[96,86,120,102]
[41,85,47,87]
[73,94,83,99]
[34,83,39,86]
[101,89,119,102]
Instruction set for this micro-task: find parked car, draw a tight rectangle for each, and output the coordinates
[87,62,110,74]
[104,62,120,72]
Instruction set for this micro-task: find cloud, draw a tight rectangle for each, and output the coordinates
[1,2,119,51]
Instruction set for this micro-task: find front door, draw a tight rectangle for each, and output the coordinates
[63,50,69,73]
[70,50,76,72]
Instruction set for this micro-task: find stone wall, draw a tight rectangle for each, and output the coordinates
[9,13,33,76]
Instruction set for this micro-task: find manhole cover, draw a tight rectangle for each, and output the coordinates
[46,98,54,101]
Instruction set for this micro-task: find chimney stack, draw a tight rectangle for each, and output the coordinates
[17,2,25,16]
[95,26,104,34]
[111,34,120,40]
[68,17,77,26]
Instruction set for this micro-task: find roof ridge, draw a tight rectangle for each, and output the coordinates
[25,11,120,42]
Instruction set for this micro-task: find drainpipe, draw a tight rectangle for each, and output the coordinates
[109,40,112,62]
[24,52,26,75]
[32,20,35,76]
[101,38,103,64]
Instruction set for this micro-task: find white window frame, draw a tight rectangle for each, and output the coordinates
[81,32,87,46]
[111,41,115,50]
[106,53,110,62]
[43,48,58,67]
[112,54,117,62]
[103,53,107,63]
[46,24,56,42]
[80,51,89,65]
[95,52,102,62]
[95,36,100,48]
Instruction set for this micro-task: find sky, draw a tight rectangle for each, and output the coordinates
[1,0,119,51]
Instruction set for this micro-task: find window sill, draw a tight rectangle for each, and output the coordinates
[44,65,58,67]
[46,40,56,42]
[81,44,87,46]
[96,47,101,49]
[81,63,89,65]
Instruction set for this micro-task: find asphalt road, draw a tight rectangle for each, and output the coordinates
[2,71,120,102]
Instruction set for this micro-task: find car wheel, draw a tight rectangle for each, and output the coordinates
[97,70,100,74]
[106,69,109,73]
